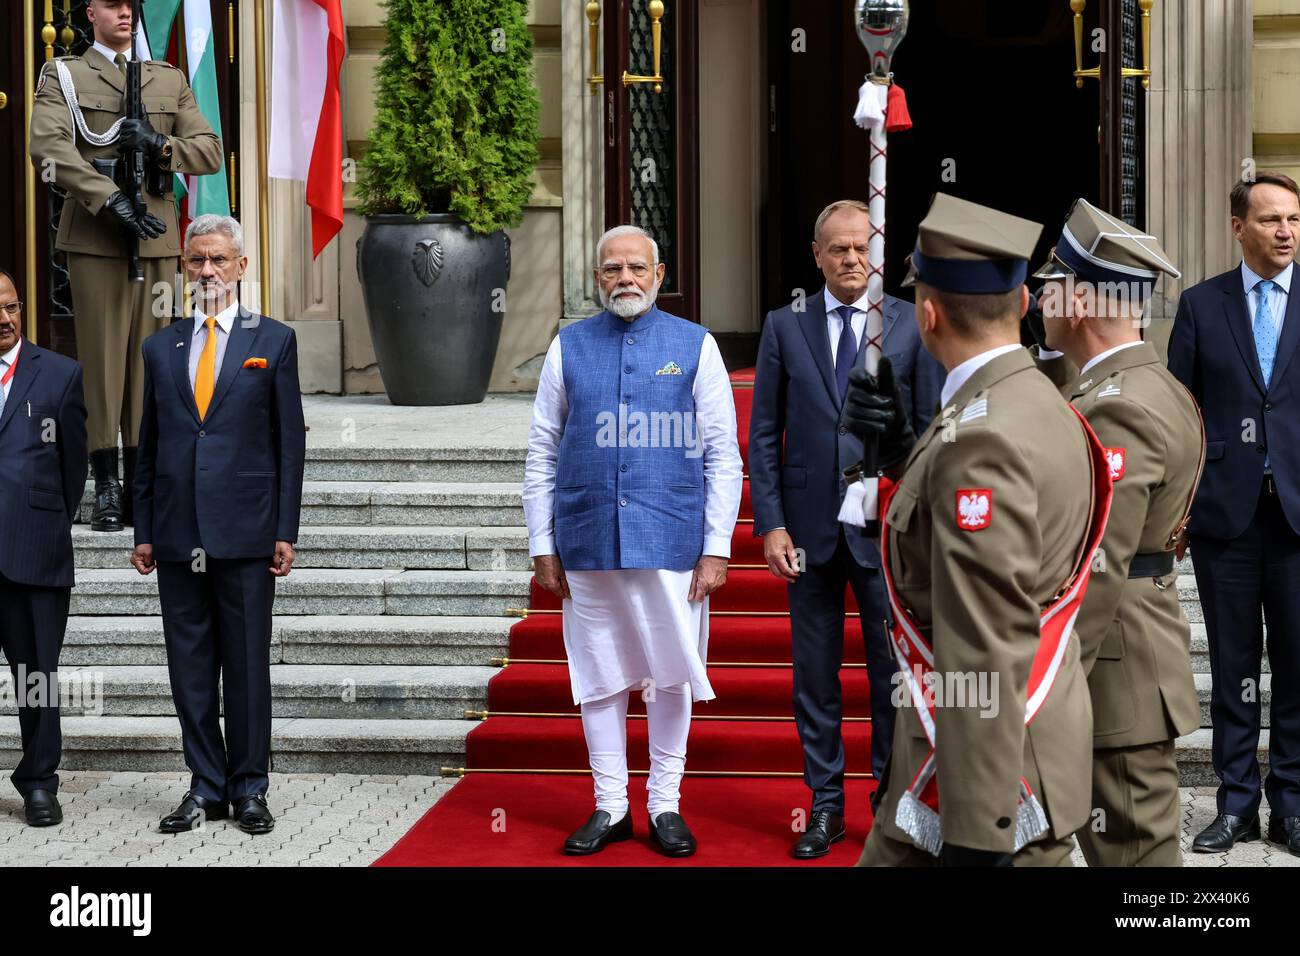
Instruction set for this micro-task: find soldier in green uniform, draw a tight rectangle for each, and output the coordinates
[846,194,1109,866]
[29,0,221,531]
[1029,199,1204,866]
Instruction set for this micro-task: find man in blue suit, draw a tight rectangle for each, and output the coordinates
[1169,172,1300,856]
[749,200,944,858]
[129,215,305,835]
[0,268,87,826]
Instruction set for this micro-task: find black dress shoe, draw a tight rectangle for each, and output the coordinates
[233,794,275,834]
[648,811,697,857]
[1268,815,1300,856]
[564,810,633,855]
[23,789,62,827]
[1192,813,1261,853]
[159,791,228,833]
[792,809,845,859]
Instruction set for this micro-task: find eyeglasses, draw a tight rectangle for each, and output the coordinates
[185,255,236,269]
[0,301,23,316]
[599,263,652,279]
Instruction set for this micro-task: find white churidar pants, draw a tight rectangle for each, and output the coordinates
[580,681,693,820]
[564,568,711,820]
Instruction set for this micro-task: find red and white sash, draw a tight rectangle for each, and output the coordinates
[879,405,1113,856]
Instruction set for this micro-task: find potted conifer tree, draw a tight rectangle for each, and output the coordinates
[356,0,540,405]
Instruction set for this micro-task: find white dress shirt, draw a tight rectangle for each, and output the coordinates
[189,299,239,389]
[92,41,132,66]
[0,338,21,404]
[523,325,743,560]
[1242,260,1292,330]
[1081,339,1144,375]
[939,343,1022,409]
[824,287,869,366]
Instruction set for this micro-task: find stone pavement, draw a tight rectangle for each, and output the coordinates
[0,771,457,866]
[0,776,1295,866]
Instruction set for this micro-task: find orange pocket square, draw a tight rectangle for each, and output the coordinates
[243,357,268,369]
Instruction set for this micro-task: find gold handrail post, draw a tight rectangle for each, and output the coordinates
[586,1,603,94]
[621,0,665,93]
[254,0,271,316]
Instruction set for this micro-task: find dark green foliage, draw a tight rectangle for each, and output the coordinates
[357,0,541,234]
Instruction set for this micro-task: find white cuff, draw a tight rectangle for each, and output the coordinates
[528,535,556,557]
[702,535,732,559]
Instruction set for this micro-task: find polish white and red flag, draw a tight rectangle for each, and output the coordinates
[268,0,345,258]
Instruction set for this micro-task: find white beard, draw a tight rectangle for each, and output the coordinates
[600,280,661,318]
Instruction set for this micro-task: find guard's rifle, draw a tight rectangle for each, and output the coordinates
[119,0,148,282]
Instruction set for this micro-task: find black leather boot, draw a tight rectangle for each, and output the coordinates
[121,445,138,526]
[89,447,124,533]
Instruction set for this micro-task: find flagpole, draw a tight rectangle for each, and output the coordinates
[254,0,272,316]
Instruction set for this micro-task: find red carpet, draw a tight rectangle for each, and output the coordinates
[374,371,876,867]
[375,776,875,867]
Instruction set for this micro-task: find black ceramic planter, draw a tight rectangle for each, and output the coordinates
[357,213,510,405]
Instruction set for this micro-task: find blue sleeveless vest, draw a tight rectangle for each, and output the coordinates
[555,307,710,571]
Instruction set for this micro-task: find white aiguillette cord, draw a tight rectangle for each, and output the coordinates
[55,59,126,147]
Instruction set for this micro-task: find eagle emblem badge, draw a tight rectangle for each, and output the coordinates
[955,488,992,531]
[1105,447,1126,481]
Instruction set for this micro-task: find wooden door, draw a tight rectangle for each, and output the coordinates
[602,0,700,323]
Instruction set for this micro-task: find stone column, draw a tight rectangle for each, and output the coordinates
[1145,0,1254,352]
[561,0,607,325]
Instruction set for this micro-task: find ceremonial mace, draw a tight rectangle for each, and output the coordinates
[839,0,912,529]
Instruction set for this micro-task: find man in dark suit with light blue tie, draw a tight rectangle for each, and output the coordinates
[1169,172,1300,856]
[749,200,944,858]
[0,268,87,827]
[129,215,305,835]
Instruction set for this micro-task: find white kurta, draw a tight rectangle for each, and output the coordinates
[522,325,743,705]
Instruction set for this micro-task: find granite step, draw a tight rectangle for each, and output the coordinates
[1175,729,1269,787]
[78,480,526,528]
[72,525,531,571]
[68,569,533,617]
[22,615,515,666]
[0,715,472,775]
[1190,623,1270,675]
[0,664,495,720]
[304,446,525,484]
[0,717,1258,783]
[1195,673,1272,728]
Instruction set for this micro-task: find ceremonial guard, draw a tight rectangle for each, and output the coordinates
[29,0,221,531]
[849,194,1112,866]
[1031,200,1203,866]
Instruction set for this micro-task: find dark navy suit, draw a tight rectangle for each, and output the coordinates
[749,288,943,810]
[1169,263,1300,818]
[0,340,87,795]
[135,306,305,803]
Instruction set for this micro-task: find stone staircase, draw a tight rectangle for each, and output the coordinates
[0,395,538,776]
[0,393,1271,784]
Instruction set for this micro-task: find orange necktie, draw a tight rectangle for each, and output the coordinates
[194,317,217,419]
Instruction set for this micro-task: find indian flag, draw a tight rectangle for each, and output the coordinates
[268,0,345,258]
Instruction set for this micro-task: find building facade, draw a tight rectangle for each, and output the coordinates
[8,1,1298,394]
